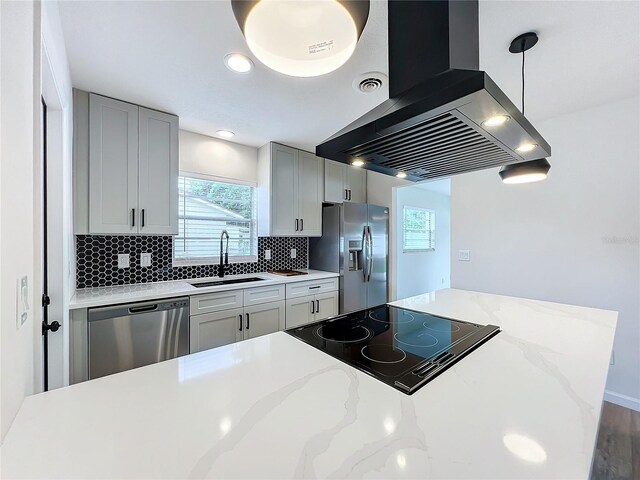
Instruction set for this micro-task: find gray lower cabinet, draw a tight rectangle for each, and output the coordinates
[190,298,286,353]
[285,291,338,329]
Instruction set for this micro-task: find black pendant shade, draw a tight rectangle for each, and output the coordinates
[499,158,551,184]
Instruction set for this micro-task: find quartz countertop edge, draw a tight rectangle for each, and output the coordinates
[1,288,617,479]
[69,269,339,309]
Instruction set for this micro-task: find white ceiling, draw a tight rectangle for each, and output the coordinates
[58,0,639,153]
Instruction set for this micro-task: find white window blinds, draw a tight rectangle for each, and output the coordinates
[174,175,258,264]
[402,206,435,251]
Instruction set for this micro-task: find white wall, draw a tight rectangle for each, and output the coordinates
[395,186,451,300]
[0,0,41,441]
[179,130,258,183]
[451,96,640,409]
[367,170,411,301]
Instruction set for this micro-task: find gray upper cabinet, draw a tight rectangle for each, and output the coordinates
[88,95,139,234]
[258,143,324,237]
[74,90,179,235]
[324,159,367,204]
[138,108,179,235]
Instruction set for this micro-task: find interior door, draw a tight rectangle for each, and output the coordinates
[88,94,139,233]
[341,202,368,313]
[297,151,323,236]
[244,301,285,340]
[189,308,244,353]
[367,204,389,307]
[271,143,299,235]
[138,107,178,235]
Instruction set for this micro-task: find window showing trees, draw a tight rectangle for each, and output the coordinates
[403,206,435,252]
[174,175,257,264]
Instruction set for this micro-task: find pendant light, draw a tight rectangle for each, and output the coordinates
[231,0,370,77]
[499,32,551,184]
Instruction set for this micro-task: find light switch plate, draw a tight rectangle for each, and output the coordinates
[118,254,130,269]
[140,253,151,267]
[264,249,271,260]
[16,276,29,329]
[458,250,470,261]
[290,248,297,259]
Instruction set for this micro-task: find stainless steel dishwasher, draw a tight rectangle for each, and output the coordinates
[88,297,189,380]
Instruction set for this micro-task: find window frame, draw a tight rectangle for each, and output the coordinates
[172,171,258,266]
[402,205,436,253]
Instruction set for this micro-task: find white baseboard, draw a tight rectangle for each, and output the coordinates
[604,390,640,411]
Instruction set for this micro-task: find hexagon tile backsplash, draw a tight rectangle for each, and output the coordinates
[76,235,308,289]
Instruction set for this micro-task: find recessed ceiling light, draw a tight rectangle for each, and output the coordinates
[216,130,235,138]
[231,0,370,77]
[482,115,510,127]
[396,172,407,178]
[515,142,538,153]
[224,53,254,73]
[351,159,365,167]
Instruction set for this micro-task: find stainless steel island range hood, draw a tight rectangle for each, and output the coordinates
[316,0,551,182]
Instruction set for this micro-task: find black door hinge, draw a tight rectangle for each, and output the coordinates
[42,293,51,307]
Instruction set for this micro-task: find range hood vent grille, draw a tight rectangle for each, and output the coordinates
[345,112,515,179]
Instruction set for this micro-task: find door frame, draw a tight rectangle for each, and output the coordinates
[40,38,71,390]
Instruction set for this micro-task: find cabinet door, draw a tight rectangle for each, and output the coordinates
[89,94,139,234]
[285,295,315,329]
[138,108,179,235]
[346,166,367,203]
[315,291,339,321]
[189,308,244,354]
[324,159,346,203]
[298,151,324,236]
[244,301,285,340]
[271,144,299,235]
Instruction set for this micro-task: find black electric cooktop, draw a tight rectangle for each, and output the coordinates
[286,304,500,395]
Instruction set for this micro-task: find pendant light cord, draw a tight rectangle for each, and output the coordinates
[521,47,525,115]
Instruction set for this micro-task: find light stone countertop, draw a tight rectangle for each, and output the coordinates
[69,269,340,309]
[1,288,617,479]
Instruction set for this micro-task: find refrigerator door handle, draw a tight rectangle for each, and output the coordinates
[362,226,368,281]
[366,226,373,283]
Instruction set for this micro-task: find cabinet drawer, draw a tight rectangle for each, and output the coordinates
[190,289,244,316]
[244,284,285,306]
[286,277,338,299]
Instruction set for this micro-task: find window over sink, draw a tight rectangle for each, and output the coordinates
[173,174,258,265]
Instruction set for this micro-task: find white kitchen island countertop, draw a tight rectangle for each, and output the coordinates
[69,269,339,309]
[1,289,617,479]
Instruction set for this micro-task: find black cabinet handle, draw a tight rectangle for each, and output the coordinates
[246,313,250,330]
[309,285,321,290]
[300,218,304,231]
[316,299,320,313]
[348,190,352,201]
[345,189,348,200]
[311,300,315,314]
[239,314,243,331]
[141,209,145,227]
[131,208,135,227]
[295,219,299,231]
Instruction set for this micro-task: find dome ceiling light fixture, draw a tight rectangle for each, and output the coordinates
[231,0,370,77]
[499,31,551,184]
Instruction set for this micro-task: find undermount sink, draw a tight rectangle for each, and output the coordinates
[189,277,266,288]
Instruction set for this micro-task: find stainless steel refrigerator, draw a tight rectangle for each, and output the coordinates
[309,203,388,314]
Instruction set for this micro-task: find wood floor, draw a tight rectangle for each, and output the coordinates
[591,401,640,479]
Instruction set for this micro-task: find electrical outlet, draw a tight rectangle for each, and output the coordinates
[290,248,297,259]
[140,253,151,267]
[16,276,29,329]
[458,250,470,261]
[264,249,271,260]
[118,254,130,269]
